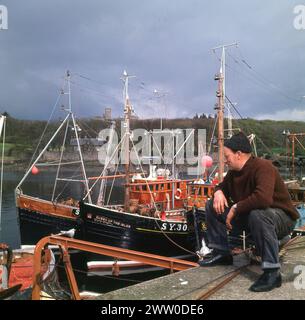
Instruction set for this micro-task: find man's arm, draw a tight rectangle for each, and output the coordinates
[213,172,231,214]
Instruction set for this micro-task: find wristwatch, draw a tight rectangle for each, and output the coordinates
[232,203,237,210]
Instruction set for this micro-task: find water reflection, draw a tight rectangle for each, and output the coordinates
[0,169,124,248]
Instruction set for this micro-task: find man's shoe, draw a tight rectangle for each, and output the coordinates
[199,253,233,267]
[249,269,282,292]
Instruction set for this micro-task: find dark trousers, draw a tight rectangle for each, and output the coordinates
[205,200,296,269]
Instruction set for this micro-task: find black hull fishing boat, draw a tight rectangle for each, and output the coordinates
[17,195,79,245]
[78,201,203,258]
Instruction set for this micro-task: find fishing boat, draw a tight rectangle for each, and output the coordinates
[77,70,211,260]
[15,71,215,269]
[0,243,59,300]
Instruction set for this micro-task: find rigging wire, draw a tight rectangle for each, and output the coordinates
[224,96,288,167]
[106,152,120,206]
[76,118,100,138]
[83,133,127,200]
[53,171,84,203]
[25,92,62,174]
[73,72,117,91]
[227,51,301,103]
[225,95,243,119]
[51,118,70,202]
[236,48,302,103]
[70,80,116,101]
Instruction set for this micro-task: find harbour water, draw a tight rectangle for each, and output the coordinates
[0,171,22,248]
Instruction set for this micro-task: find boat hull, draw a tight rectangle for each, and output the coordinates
[18,207,78,245]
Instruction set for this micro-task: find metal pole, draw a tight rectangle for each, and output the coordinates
[292,135,295,178]
[121,71,135,211]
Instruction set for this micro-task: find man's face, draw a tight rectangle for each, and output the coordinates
[224,147,241,171]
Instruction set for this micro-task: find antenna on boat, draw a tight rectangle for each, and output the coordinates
[121,70,135,211]
[212,42,238,182]
[67,70,72,112]
[153,89,169,131]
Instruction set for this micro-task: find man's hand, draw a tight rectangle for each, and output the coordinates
[213,190,228,214]
[226,206,237,230]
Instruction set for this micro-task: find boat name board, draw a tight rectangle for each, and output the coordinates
[86,213,131,229]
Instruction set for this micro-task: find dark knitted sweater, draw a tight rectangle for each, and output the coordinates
[215,156,300,220]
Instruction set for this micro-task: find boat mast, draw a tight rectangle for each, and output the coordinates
[121,70,135,211]
[66,70,92,204]
[212,43,238,182]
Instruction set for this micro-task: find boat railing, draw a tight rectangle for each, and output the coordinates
[32,235,198,300]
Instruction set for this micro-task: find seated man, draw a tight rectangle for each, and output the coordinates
[200,132,300,292]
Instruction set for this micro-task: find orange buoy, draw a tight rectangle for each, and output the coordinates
[201,155,213,168]
[31,165,39,175]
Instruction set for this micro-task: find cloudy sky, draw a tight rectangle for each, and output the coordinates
[0,0,305,121]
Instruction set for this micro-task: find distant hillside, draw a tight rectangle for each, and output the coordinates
[2,114,305,164]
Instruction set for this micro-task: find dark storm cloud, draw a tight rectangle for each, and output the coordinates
[0,0,304,120]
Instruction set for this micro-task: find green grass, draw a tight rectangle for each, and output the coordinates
[271,147,286,155]
[0,143,15,152]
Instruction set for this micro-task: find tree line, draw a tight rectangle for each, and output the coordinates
[2,112,305,162]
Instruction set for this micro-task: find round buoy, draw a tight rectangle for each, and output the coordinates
[31,165,39,175]
[201,155,213,168]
